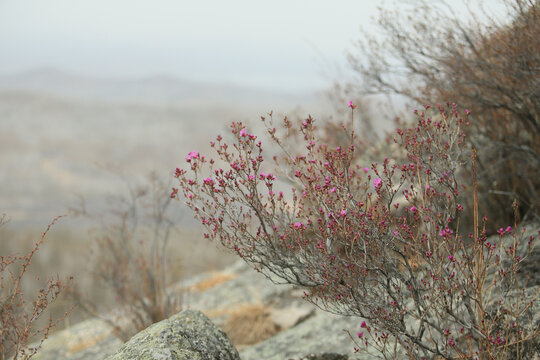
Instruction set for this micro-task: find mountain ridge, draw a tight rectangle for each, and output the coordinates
[0,68,318,106]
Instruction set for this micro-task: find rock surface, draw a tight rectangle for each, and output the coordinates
[32,318,122,360]
[32,222,539,360]
[183,260,298,326]
[106,310,239,360]
[240,310,377,360]
[32,260,313,359]
[299,354,350,360]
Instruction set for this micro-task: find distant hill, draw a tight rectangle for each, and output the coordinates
[0,68,316,107]
[0,69,327,229]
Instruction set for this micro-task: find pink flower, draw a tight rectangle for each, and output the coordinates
[440,227,453,237]
[410,206,417,213]
[361,321,367,328]
[505,226,512,233]
[239,128,247,137]
[248,174,255,180]
[203,177,214,186]
[340,210,347,217]
[294,222,303,230]
[373,178,382,189]
[186,150,199,162]
[348,100,357,109]
[363,167,369,173]
[357,331,363,339]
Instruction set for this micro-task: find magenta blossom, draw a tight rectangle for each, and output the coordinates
[203,177,214,186]
[373,178,382,189]
[186,150,199,162]
[348,100,357,109]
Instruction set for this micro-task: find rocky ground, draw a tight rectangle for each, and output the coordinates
[32,226,539,360]
[32,259,374,360]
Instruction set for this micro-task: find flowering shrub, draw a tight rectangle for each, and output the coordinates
[1,215,72,359]
[173,103,538,359]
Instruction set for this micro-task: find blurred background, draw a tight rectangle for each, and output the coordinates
[0,0,387,329]
[0,0,386,228]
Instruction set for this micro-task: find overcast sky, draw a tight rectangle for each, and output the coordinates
[0,0,384,93]
[0,0,508,93]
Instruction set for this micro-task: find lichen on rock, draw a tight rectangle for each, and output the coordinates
[106,310,239,360]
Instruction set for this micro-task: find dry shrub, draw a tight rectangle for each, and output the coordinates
[0,215,72,359]
[346,0,539,229]
[69,173,183,342]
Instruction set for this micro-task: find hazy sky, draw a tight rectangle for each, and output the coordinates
[0,0,387,93]
[0,0,509,93]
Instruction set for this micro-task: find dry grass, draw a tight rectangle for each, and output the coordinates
[188,272,238,293]
[220,303,281,347]
[66,332,111,355]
